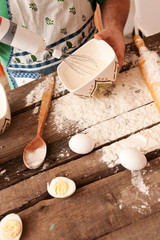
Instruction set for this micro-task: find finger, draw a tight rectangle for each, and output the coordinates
[94,33,103,40]
[116,50,124,71]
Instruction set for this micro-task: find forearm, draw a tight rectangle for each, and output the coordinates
[100,0,130,32]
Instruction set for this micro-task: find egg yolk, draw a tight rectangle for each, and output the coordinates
[2,219,21,238]
[53,180,69,196]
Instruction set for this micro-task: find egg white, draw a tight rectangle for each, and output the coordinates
[69,134,95,154]
[47,177,76,198]
[119,147,147,170]
[0,213,22,240]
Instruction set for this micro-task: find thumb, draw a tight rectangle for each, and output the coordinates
[94,32,104,40]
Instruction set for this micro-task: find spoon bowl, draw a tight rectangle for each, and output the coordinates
[23,73,56,169]
[23,136,47,169]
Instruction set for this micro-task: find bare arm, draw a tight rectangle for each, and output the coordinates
[95,0,130,70]
[101,0,130,31]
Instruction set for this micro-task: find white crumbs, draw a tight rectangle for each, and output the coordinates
[42,162,50,170]
[0,169,6,176]
[32,106,39,115]
[57,149,70,160]
[131,204,151,214]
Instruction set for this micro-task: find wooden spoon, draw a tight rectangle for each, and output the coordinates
[23,73,56,169]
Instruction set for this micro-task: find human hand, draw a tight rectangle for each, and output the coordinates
[94,27,125,71]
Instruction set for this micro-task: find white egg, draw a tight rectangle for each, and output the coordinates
[69,134,95,154]
[0,213,23,240]
[118,147,147,170]
[47,177,76,198]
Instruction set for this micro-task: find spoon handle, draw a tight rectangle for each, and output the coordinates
[37,73,56,137]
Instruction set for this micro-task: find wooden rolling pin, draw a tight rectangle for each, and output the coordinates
[134,34,160,113]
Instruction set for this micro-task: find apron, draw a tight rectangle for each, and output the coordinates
[6,0,97,88]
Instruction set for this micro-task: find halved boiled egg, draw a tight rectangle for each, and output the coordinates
[47,177,76,198]
[0,213,22,240]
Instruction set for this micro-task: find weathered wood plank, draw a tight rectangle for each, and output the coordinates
[0,67,156,164]
[0,33,160,240]
[0,100,159,179]
[1,95,160,190]
[122,32,160,72]
[98,212,160,240]
[7,73,67,114]
[1,122,160,215]
[3,157,159,240]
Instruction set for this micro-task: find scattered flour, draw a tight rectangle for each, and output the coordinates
[54,75,66,95]
[25,75,65,107]
[57,149,70,160]
[119,134,147,150]
[140,47,160,85]
[42,162,50,170]
[131,204,151,214]
[50,67,151,135]
[0,169,6,176]
[123,51,138,67]
[131,170,150,195]
[24,66,160,175]
[26,81,46,106]
[101,144,121,168]
[118,196,152,214]
[4,176,10,181]
[32,106,39,115]
[118,203,123,210]
[25,68,155,155]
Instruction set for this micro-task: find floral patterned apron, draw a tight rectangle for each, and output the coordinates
[7,0,97,88]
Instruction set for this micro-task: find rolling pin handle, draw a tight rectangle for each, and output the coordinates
[134,35,145,50]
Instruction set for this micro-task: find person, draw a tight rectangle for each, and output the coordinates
[0,0,130,90]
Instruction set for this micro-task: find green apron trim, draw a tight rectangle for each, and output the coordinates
[0,0,14,89]
[0,0,9,18]
[90,0,107,11]
[97,0,106,5]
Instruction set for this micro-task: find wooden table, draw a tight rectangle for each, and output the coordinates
[1,33,160,240]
